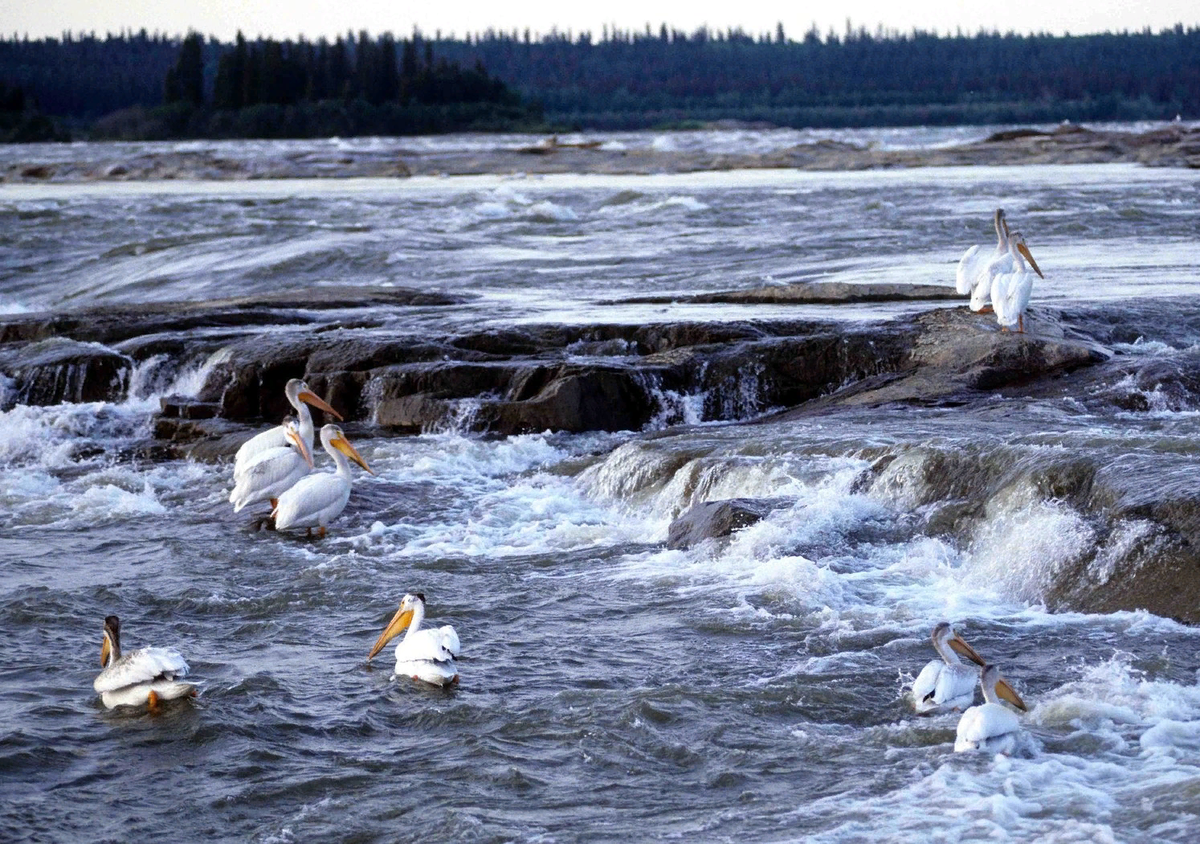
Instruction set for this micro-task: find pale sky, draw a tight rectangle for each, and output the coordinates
[8,0,1199,42]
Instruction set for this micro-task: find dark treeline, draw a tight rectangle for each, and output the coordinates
[433,22,1199,128]
[1,22,1197,140]
[0,29,535,139]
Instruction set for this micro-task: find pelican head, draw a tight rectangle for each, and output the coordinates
[932,622,986,666]
[981,663,1028,712]
[285,378,343,421]
[323,424,373,475]
[1007,231,1044,279]
[282,418,314,468]
[100,615,121,667]
[368,593,427,660]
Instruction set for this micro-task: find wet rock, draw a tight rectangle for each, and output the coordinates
[667,498,785,549]
[0,337,132,408]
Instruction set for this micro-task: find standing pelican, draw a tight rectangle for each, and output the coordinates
[954,664,1028,754]
[93,615,196,711]
[367,593,461,686]
[957,208,1009,311]
[911,622,987,715]
[990,231,1044,334]
[271,424,372,537]
[232,379,341,477]
[228,418,314,512]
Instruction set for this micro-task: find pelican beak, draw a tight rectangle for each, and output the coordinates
[285,426,314,468]
[368,606,413,660]
[100,636,111,667]
[949,634,986,667]
[1018,242,1044,279]
[298,388,343,421]
[996,677,1028,712]
[333,433,373,475]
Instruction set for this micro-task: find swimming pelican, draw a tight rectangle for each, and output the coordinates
[954,663,1028,754]
[990,231,1044,334]
[956,208,1009,311]
[911,622,987,715]
[228,418,314,512]
[232,379,341,478]
[271,424,372,537]
[93,615,196,711]
[367,593,461,686]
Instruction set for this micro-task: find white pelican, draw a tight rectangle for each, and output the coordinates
[956,208,1009,310]
[93,615,196,711]
[232,379,341,478]
[954,663,1028,754]
[229,418,314,512]
[990,231,1044,334]
[367,593,461,686]
[271,424,372,537]
[911,622,988,714]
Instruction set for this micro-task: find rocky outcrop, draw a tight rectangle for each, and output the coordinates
[0,337,132,408]
[2,287,1125,443]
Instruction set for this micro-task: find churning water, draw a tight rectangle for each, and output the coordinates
[2,129,1200,842]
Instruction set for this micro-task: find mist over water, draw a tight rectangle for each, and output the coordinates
[2,130,1200,841]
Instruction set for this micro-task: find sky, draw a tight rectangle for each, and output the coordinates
[8,0,1199,42]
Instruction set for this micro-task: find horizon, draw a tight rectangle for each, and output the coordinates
[7,1,1200,43]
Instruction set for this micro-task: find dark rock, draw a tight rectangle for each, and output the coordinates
[667,498,786,549]
[480,366,655,434]
[0,337,132,408]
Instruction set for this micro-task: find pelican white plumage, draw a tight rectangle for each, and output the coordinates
[911,622,987,715]
[954,664,1028,754]
[957,208,1009,309]
[990,231,1044,334]
[232,379,341,479]
[367,593,461,686]
[229,418,314,512]
[93,615,196,710]
[271,424,372,537]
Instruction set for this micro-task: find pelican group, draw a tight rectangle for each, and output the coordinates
[954,663,1028,754]
[232,378,341,479]
[272,424,372,537]
[93,615,196,711]
[911,622,987,715]
[367,593,461,686]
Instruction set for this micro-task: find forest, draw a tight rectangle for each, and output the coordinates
[1,22,1197,140]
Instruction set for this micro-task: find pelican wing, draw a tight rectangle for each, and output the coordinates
[396,626,460,664]
[233,426,288,473]
[954,702,1020,749]
[94,647,189,693]
[230,446,311,511]
[273,473,351,530]
[956,245,985,295]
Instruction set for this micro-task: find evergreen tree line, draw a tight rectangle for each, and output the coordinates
[1,23,1197,139]
[431,22,1199,128]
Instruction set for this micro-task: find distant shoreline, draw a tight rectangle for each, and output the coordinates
[2,123,1197,183]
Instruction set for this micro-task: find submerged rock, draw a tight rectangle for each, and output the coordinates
[667,498,786,549]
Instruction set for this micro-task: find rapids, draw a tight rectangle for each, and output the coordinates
[2,129,1200,842]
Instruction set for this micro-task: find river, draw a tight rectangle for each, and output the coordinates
[2,128,1200,842]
